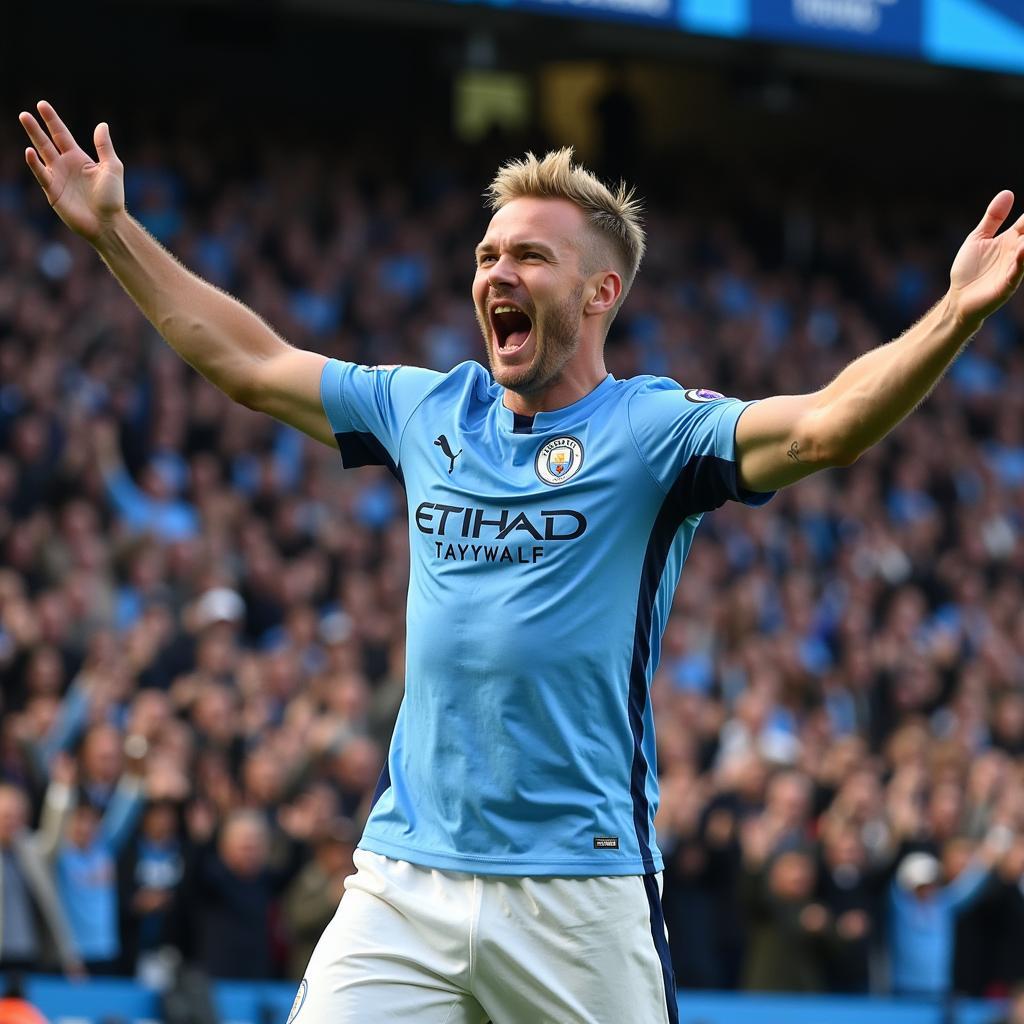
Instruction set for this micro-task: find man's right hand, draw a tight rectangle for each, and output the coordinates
[19,100,125,243]
[18,99,333,445]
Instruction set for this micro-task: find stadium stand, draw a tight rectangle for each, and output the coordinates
[1,3,1023,1019]
[1,124,1023,1002]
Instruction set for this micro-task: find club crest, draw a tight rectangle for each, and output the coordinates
[535,436,584,486]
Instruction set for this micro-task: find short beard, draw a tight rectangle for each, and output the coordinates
[483,282,585,395]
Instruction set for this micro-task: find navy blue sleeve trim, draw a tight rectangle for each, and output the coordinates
[667,452,773,517]
[334,431,405,487]
[667,454,741,519]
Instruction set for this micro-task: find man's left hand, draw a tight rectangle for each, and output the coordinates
[949,190,1024,329]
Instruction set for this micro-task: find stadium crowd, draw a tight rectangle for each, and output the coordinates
[0,126,1023,1000]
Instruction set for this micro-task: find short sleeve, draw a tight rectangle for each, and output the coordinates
[320,360,442,479]
[627,383,774,517]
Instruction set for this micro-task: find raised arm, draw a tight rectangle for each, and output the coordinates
[736,191,1024,491]
[19,101,332,445]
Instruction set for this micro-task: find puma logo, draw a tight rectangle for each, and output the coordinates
[434,434,462,474]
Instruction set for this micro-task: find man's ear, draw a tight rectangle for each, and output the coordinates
[584,270,622,318]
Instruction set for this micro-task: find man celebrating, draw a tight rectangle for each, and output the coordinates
[20,101,1024,1023]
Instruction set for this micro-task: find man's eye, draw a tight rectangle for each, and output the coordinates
[523,252,544,260]
[478,255,496,266]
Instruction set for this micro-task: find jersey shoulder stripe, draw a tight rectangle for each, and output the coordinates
[320,359,488,476]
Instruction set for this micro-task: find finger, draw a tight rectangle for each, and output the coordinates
[24,147,54,194]
[18,111,59,165]
[975,190,1015,239]
[1011,207,1024,236]
[36,99,77,154]
[93,121,118,163]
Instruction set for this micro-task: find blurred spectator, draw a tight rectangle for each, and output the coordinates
[955,833,1024,996]
[739,842,859,992]
[814,818,883,992]
[51,753,144,973]
[93,420,199,544]
[117,799,187,975]
[0,775,79,976]
[656,766,721,989]
[281,817,357,980]
[189,808,303,979]
[888,838,1000,995]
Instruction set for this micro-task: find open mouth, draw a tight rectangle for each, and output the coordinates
[490,303,534,356]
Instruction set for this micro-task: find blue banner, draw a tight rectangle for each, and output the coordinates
[443,0,1024,73]
[924,0,1024,73]
[749,0,922,57]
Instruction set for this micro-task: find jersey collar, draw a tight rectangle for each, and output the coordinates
[496,374,616,434]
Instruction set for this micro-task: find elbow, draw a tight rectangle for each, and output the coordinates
[229,379,259,410]
[207,365,263,412]
[821,440,863,469]
[225,361,270,411]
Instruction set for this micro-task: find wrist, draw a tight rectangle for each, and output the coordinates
[944,288,985,339]
[91,209,132,254]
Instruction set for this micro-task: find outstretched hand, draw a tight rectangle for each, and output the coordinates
[950,190,1024,328]
[19,100,125,243]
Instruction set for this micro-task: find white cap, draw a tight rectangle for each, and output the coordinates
[194,587,245,629]
[319,609,354,646]
[897,852,941,891]
[759,728,801,766]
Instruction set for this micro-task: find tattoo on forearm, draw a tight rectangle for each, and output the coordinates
[787,441,802,463]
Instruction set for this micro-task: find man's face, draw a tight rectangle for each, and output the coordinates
[769,851,815,901]
[69,805,99,850]
[83,725,122,784]
[473,197,591,395]
[221,818,269,878]
[912,882,938,902]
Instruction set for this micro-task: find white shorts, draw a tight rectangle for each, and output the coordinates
[288,848,678,1024]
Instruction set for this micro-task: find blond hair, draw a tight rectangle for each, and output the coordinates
[485,148,645,313]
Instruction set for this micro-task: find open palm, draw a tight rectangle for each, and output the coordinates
[950,190,1024,326]
[19,100,124,242]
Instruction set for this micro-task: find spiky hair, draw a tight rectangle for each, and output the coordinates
[485,148,645,307]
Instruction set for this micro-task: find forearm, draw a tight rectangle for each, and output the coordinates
[39,678,91,762]
[740,193,1023,492]
[945,860,990,911]
[94,211,289,402]
[101,774,145,853]
[817,292,978,463]
[37,781,74,858]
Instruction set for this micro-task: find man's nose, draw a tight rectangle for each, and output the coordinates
[486,254,519,286]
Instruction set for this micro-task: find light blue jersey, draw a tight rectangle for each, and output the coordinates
[321,360,772,876]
